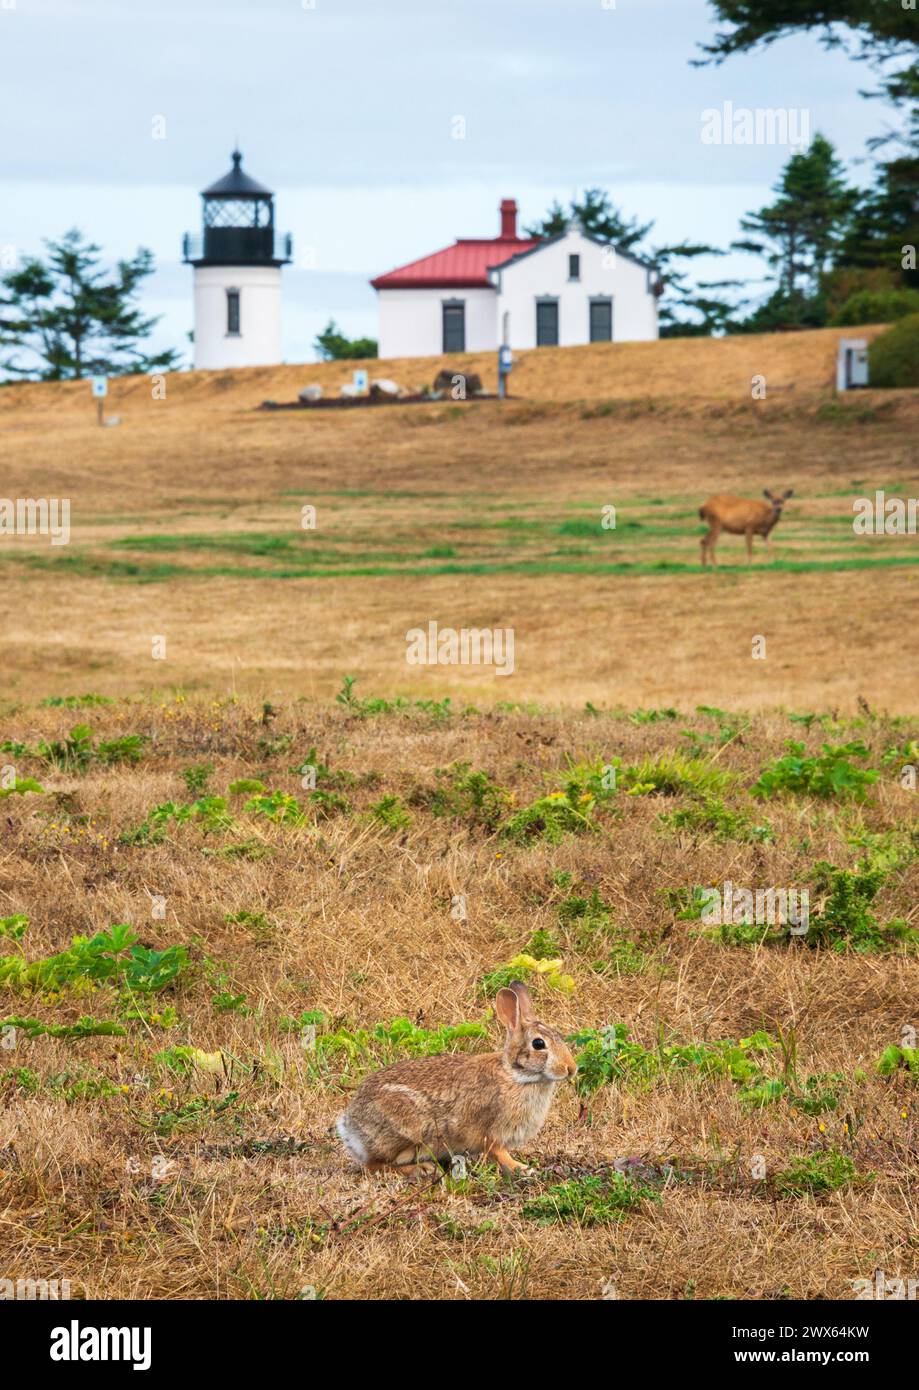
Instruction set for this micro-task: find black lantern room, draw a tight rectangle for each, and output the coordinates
[183,151,292,267]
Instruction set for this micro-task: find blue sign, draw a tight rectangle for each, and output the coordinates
[91,376,108,399]
[499,346,513,372]
[352,369,369,392]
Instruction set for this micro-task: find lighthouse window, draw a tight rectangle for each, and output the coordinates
[226,289,241,336]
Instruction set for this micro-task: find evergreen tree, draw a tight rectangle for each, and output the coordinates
[698,2,918,322]
[732,135,857,328]
[314,320,378,361]
[523,188,653,254]
[837,151,919,290]
[700,2,918,121]
[0,229,179,380]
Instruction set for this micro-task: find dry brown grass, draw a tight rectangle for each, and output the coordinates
[0,326,916,712]
[0,328,916,1301]
[0,697,916,1301]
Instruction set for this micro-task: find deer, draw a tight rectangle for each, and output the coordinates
[699,489,794,566]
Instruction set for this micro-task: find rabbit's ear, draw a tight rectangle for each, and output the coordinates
[507,979,536,1022]
[495,987,521,1032]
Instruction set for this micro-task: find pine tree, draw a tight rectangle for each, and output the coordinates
[523,188,653,254]
[0,228,179,380]
[314,320,378,361]
[837,152,919,290]
[733,135,857,328]
[699,2,918,119]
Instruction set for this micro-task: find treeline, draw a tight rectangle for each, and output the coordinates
[530,0,917,336]
[528,133,917,338]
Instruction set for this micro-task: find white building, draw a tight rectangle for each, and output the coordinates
[183,151,292,370]
[371,199,662,360]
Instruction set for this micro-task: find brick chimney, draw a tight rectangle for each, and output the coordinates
[500,198,518,239]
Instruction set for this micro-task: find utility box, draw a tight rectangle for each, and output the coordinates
[837,338,869,392]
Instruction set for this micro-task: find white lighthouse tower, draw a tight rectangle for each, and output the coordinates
[183,150,292,369]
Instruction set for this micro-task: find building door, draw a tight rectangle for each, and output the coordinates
[536,300,559,346]
[589,298,612,342]
[442,302,465,353]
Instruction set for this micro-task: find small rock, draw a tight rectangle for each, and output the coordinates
[298,384,323,403]
[369,378,401,400]
[339,383,362,398]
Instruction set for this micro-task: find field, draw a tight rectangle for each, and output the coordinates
[0,327,917,1301]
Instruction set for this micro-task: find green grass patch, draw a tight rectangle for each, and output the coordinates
[523,1172,659,1225]
[773,1150,860,1197]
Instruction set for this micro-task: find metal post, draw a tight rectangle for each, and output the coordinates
[498,312,511,399]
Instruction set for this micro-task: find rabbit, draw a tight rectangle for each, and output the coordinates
[336,980,577,1177]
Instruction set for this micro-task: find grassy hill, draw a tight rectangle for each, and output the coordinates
[0,322,892,418]
[0,325,916,1302]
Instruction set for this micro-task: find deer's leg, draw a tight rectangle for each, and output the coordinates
[703,522,720,567]
[745,527,754,563]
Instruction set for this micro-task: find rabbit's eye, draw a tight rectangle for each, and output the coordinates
[532,1038,546,1050]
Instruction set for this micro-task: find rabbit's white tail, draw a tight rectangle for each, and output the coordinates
[336,1112,369,1164]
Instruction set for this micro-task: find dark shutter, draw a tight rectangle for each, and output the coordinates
[536,301,559,346]
[589,299,612,342]
[226,289,241,335]
[442,303,465,353]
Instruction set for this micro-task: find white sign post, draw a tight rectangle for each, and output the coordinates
[91,376,108,425]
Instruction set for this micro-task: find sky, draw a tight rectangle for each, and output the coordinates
[0,0,890,365]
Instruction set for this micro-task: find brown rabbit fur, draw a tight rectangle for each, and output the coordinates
[336,981,577,1177]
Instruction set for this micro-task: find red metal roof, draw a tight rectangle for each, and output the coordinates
[371,235,540,290]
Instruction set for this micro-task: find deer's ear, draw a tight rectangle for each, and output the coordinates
[783,488,794,499]
[763,489,773,500]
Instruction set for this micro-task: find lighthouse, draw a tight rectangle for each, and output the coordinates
[182,150,292,370]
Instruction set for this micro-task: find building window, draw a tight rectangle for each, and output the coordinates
[226,288,241,336]
[442,301,465,353]
[536,299,559,347]
[568,254,580,281]
[589,298,612,342]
